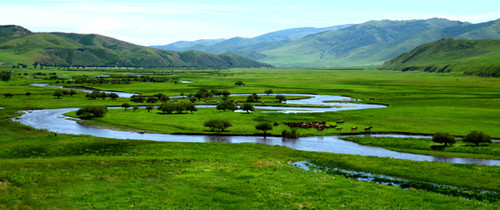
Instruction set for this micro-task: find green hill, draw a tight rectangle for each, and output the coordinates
[0,25,271,68]
[259,18,500,67]
[380,38,500,77]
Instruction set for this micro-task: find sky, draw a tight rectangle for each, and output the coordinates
[1,0,499,46]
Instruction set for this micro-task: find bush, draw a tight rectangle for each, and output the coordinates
[432,132,456,147]
[203,119,232,132]
[462,131,492,146]
[76,106,108,119]
[282,128,299,138]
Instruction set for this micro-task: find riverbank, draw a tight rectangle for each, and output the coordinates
[341,136,500,160]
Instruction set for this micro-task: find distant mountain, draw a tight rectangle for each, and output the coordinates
[151,39,226,51]
[380,38,500,77]
[150,24,354,60]
[260,18,500,67]
[0,25,271,68]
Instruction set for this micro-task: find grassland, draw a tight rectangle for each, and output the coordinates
[39,68,500,138]
[343,136,500,160]
[0,67,499,208]
[381,38,500,76]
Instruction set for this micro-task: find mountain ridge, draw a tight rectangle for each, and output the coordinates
[150,18,500,67]
[0,25,271,68]
[380,38,500,77]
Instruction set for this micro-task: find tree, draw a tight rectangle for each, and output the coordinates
[203,119,232,132]
[3,93,13,98]
[76,106,107,119]
[98,92,107,100]
[275,95,286,103]
[133,105,139,112]
[86,90,99,100]
[53,90,64,99]
[210,89,220,97]
[247,93,260,102]
[0,71,11,81]
[146,105,154,112]
[68,89,77,96]
[264,89,273,95]
[195,88,210,99]
[121,103,131,111]
[221,90,231,97]
[147,97,158,103]
[159,95,169,103]
[174,103,184,114]
[216,101,230,112]
[158,103,175,114]
[235,81,244,86]
[432,132,456,147]
[241,103,254,114]
[256,122,273,137]
[25,92,31,97]
[463,131,492,146]
[184,102,197,113]
[130,95,144,103]
[109,93,119,100]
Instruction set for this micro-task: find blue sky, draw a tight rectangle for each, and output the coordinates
[1,0,499,45]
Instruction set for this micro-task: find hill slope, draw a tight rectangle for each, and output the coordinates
[151,24,354,60]
[0,25,271,68]
[380,38,500,77]
[260,18,500,67]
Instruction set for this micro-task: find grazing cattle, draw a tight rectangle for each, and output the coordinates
[351,127,358,130]
[336,127,343,131]
[364,126,373,131]
[336,120,345,124]
[273,122,279,126]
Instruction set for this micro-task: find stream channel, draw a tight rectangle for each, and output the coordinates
[15,84,500,166]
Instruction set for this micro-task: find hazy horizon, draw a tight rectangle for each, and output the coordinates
[1,0,499,46]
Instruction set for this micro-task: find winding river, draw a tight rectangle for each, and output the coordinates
[14,86,500,166]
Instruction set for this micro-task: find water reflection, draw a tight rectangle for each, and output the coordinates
[205,135,232,143]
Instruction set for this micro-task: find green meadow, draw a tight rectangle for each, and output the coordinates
[1,67,499,208]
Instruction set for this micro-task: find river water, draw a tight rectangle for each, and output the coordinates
[15,85,499,166]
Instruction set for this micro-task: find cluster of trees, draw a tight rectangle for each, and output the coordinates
[203,119,232,132]
[3,92,32,98]
[432,131,492,147]
[194,88,230,99]
[53,89,77,98]
[71,75,174,85]
[85,90,117,100]
[76,106,108,119]
[130,94,169,103]
[216,101,238,112]
[157,102,197,114]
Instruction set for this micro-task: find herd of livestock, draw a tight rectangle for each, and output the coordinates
[275,120,373,131]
